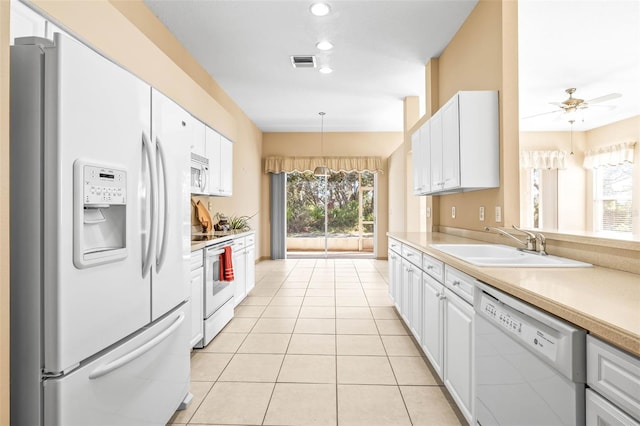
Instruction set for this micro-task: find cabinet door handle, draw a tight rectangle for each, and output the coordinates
[452,280,461,286]
[427,265,434,270]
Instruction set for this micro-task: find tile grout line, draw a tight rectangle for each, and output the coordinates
[259,259,303,426]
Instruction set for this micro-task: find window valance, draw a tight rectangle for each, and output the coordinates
[583,141,637,169]
[520,150,567,170]
[264,156,383,174]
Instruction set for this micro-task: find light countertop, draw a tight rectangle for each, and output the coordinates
[190,230,255,252]
[388,232,640,357]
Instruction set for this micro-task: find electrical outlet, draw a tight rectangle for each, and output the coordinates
[426,207,431,218]
[495,206,502,222]
[479,206,485,221]
[451,206,456,219]
[208,201,213,211]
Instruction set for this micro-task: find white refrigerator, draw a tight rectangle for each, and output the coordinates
[10,33,191,425]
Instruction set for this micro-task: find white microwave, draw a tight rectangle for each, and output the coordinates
[190,153,209,194]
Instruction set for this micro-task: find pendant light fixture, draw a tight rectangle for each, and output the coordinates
[314,112,330,176]
[569,119,575,155]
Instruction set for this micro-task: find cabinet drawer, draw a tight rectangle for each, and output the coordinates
[587,335,640,420]
[422,253,444,282]
[245,233,255,246]
[389,238,401,254]
[401,245,422,268]
[232,236,246,250]
[444,265,474,305]
[586,389,640,426]
[190,249,203,270]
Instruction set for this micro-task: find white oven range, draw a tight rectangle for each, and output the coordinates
[195,239,235,348]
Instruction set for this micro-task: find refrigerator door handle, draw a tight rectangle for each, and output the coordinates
[155,137,169,272]
[142,132,158,278]
[88,312,185,380]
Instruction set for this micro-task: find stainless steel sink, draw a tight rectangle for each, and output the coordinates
[429,244,592,267]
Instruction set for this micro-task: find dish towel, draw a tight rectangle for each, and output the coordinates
[219,246,235,282]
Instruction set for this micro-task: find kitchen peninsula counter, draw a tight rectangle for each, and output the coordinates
[388,232,640,357]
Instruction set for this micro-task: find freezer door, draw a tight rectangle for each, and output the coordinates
[43,304,190,425]
[151,89,191,320]
[42,33,152,372]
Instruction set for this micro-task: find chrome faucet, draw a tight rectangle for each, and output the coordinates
[484,225,537,252]
[535,232,547,256]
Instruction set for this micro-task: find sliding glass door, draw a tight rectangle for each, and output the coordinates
[286,170,376,257]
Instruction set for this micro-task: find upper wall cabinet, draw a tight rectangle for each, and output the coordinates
[205,127,233,197]
[191,120,206,158]
[412,123,431,195]
[412,91,499,196]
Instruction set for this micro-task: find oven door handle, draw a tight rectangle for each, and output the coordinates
[208,249,225,256]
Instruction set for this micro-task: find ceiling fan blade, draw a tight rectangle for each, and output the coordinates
[522,109,561,119]
[549,102,564,106]
[586,93,622,104]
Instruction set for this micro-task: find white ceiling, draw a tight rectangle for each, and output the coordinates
[518,0,640,132]
[143,0,478,132]
[144,0,640,134]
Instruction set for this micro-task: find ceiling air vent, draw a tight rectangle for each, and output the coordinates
[290,55,317,69]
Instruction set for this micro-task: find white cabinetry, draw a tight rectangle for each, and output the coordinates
[387,238,475,424]
[205,128,233,197]
[443,287,474,423]
[388,240,402,306]
[421,272,444,379]
[189,250,204,348]
[191,119,206,158]
[411,91,499,195]
[587,335,640,424]
[245,233,256,295]
[10,0,69,43]
[412,124,430,195]
[429,112,444,194]
[10,0,46,42]
[442,265,475,424]
[232,237,247,306]
[220,136,233,196]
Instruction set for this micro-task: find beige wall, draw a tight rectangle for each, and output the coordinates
[520,115,640,234]
[388,145,406,234]
[261,132,403,259]
[422,0,519,232]
[1,0,10,422]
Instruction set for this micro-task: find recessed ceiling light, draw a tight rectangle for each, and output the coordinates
[310,3,330,17]
[316,41,334,51]
[319,65,333,74]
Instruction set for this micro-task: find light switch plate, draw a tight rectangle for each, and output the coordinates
[426,207,431,218]
[495,206,502,222]
[451,206,456,219]
[479,206,485,221]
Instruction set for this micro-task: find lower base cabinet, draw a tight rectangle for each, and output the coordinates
[443,287,474,423]
[233,245,247,306]
[421,274,444,379]
[389,238,474,424]
[189,250,204,349]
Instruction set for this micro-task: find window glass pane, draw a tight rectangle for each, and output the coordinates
[594,163,633,233]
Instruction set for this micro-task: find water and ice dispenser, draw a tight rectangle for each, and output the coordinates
[74,160,128,268]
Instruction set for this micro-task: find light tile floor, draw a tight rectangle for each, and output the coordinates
[169,258,464,426]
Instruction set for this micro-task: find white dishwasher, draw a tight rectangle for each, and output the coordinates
[474,281,586,425]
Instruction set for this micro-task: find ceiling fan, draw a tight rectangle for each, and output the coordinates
[523,87,622,120]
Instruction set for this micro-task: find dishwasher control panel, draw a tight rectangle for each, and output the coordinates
[480,294,558,362]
